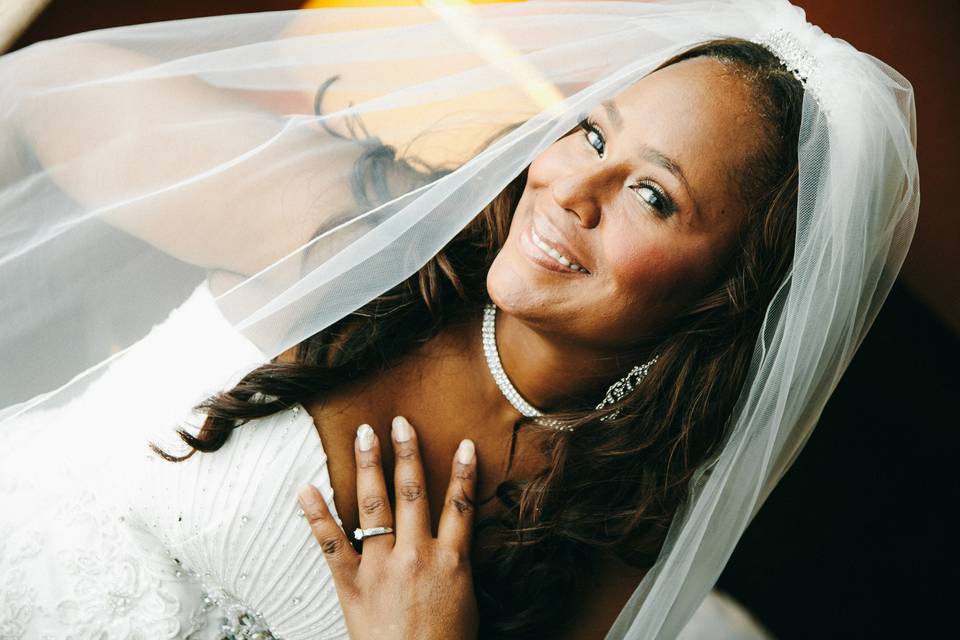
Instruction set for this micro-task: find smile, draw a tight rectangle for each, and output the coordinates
[530,228,590,273]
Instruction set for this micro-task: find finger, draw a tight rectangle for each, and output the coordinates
[391,416,431,545]
[438,439,478,554]
[298,483,360,590]
[354,423,395,553]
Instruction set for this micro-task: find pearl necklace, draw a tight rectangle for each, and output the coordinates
[481,303,658,431]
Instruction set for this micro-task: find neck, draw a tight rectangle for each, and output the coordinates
[347,305,646,435]
[490,308,643,413]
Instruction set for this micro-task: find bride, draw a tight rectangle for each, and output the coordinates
[0,1,918,638]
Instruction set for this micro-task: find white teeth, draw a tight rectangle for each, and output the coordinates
[531,230,586,273]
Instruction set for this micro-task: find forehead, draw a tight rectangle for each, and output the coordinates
[609,57,763,224]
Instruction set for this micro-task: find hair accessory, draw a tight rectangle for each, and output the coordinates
[753,27,825,104]
[482,303,658,431]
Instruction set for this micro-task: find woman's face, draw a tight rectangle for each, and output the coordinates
[487,57,766,353]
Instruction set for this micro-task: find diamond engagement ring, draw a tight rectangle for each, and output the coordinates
[353,526,394,541]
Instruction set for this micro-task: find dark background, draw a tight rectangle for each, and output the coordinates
[9,1,958,637]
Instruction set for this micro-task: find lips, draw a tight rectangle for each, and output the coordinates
[531,218,590,274]
[531,230,588,273]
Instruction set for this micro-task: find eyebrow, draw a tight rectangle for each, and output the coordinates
[601,99,700,216]
[640,146,687,185]
[601,99,624,131]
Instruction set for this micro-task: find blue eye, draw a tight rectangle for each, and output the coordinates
[577,116,676,218]
[578,117,605,157]
[636,183,677,217]
[635,184,667,214]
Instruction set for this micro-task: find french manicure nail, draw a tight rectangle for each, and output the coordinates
[298,484,318,509]
[357,424,375,451]
[457,439,475,465]
[392,415,412,442]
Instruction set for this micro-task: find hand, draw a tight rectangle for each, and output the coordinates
[298,416,479,640]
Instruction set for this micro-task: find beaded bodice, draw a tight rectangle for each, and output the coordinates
[133,402,348,639]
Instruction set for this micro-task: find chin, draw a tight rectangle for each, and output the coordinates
[485,252,527,315]
[486,245,561,324]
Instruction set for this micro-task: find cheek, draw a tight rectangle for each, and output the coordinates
[526,142,573,188]
[605,235,716,312]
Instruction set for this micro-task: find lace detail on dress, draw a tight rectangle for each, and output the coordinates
[0,527,40,639]
[0,479,192,639]
[48,489,183,639]
[0,429,43,638]
[0,567,36,639]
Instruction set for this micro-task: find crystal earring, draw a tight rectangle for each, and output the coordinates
[595,355,659,421]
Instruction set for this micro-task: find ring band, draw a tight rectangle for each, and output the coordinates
[353,526,394,541]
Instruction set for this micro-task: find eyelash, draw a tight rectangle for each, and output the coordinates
[577,116,676,218]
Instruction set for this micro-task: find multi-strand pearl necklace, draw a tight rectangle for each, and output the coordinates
[481,303,658,431]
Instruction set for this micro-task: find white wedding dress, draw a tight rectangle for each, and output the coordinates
[0,282,769,639]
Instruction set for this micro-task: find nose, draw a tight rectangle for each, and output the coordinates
[548,163,624,229]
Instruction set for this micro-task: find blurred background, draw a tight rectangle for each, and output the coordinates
[2,1,955,637]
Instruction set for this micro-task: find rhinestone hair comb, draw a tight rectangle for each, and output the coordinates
[753,27,826,106]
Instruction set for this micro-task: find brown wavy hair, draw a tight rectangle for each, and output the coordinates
[155,39,803,638]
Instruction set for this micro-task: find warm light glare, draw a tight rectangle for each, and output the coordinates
[303,1,524,7]
[421,0,564,111]
[302,0,562,112]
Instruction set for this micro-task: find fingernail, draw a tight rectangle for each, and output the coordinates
[298,484,318,509]
[457,439,475,465]
[392,415,412,442]
[357,424,375,451]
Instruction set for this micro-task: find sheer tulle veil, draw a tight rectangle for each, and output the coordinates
[0,0,918,637]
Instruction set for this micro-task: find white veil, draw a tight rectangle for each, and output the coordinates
[0,1,918,638]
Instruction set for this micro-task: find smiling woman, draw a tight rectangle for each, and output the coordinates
[157,37,802,638]
[0,1,917,639]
